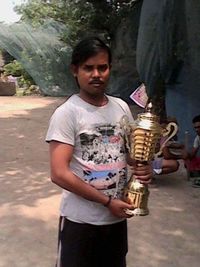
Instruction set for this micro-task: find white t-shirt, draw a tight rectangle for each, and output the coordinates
[193,135,200,157]
[46,94,134,225]
[193,135,200,148]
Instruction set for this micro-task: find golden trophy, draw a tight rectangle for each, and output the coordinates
[121,102,178,216]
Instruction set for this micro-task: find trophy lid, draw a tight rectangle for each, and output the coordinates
[136,102,161,132]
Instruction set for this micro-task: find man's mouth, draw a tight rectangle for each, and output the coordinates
[89,80,104,85]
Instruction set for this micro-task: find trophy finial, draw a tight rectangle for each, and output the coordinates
[145,102,153,113]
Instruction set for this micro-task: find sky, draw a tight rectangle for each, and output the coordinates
[0,0,27,23]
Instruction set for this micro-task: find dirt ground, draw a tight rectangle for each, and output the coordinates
[0,96,200,267]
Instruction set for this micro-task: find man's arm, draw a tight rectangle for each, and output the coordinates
[49,141,135,218]
[188,147,199,159]
[162,143,184,160]
[50,141,110,205]
[190,136,200,158]
[184,136,200,159]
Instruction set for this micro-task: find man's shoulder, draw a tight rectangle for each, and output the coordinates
[107,95,128,106]
[56,94,78,108]
[51,95,79,119]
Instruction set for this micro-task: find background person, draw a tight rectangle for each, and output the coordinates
[183,115,200,186]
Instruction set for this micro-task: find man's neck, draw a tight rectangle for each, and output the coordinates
[78,93,108,107]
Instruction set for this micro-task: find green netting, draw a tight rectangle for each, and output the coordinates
[0,20,77,96]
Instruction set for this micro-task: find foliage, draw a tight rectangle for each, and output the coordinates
[15,0,139,45]
[1,0,141,94]
[3,60,35,87]
[3,60,23,77]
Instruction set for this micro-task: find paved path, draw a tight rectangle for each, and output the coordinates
[0,96,200,267]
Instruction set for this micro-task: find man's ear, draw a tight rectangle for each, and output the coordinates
[70,64,78,77]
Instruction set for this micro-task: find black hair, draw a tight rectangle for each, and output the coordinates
[71,36,112,66]
[192,115,200,123]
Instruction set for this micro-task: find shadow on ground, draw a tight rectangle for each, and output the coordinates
[127,170,200,267]
[0,96,65,267]
[0,97,65,206]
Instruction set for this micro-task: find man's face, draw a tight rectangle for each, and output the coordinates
[193,121,200,136]
[71,50,111,97]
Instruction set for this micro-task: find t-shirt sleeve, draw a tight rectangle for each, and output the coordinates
[45,106,75,145]
[193,136,200,148]
[115,97,135,123]
[125,104,134,123]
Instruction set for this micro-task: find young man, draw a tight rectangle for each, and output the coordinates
[46,37,153,267]
[188,115,200,160]
[184,115,200,186]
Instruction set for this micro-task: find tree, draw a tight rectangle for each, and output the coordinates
[1,0,141,95]
[15,0,139,44]
[3,60,35,86]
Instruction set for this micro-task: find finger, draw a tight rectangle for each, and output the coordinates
[135,172,151,177]
[133,165,152,172]
[137,177,152,184]
[123,208,134,217]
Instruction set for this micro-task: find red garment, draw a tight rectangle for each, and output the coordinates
[185,157,200,171]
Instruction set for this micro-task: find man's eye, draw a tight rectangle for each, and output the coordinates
[98,65,108,72]
[84,66,93,71]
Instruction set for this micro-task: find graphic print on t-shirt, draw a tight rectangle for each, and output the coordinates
[80,123,127,197]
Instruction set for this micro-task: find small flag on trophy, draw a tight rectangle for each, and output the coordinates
[129,83,148,108]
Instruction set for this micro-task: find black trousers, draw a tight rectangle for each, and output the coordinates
[56,217,128,267]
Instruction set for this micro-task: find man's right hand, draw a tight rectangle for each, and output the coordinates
[107,198,135,219]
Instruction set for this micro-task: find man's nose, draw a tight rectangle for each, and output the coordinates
[91,68,100,77]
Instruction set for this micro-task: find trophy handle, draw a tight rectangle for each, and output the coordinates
[155,122,178,157]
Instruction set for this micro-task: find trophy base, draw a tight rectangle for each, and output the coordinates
[125,207,149,216]
[123,178,150,216]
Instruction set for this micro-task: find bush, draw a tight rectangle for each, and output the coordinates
[3,60,35,87]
